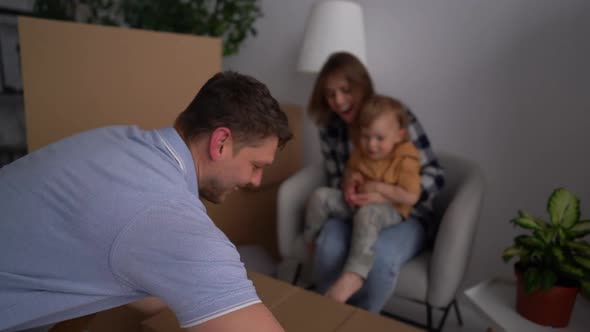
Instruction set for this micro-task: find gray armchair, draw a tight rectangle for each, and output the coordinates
[277,151,485,332]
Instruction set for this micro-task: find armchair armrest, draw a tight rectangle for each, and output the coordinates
[428,160,485,307]
[277,163,326,259]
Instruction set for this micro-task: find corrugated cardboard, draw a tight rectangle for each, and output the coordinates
[141,272,424,332]
[18,16,222,152]
[258,104,303,188]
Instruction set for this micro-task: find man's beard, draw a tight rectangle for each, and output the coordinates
[199,177,231,204]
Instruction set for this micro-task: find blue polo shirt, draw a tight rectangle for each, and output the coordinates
[0,126,260,331]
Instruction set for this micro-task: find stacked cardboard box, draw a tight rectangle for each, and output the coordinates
[142,272,424,332]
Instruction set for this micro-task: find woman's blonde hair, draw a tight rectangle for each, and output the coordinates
[308,52,374,127]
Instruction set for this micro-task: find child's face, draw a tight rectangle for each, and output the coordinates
[359,112,406,161]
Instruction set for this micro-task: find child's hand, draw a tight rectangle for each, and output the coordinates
[343,171,364,207]
[344,186,358,208]
[343,171,364,189]
[352,192,388,207]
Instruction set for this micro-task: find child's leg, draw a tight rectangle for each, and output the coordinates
[303,187,352,244]
[325,204,402,303]
[346,203,403,277]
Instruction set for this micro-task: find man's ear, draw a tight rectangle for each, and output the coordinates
[208,127,232,161]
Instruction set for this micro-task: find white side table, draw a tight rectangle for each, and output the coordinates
[464,278,590,332]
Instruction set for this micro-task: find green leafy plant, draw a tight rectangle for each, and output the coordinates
[33,0,262,56]
[502,188,590,298]
[33,0,119,25]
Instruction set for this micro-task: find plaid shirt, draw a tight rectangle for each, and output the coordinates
[318,109,445,242]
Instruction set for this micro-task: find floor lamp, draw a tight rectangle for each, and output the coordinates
[298,0,367,73]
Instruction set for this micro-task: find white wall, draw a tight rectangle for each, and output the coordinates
[224,0,590,288]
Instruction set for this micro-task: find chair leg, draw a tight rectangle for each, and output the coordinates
[426,303,434,332]
[436,302,453,332]
[385,301,456,332]
[425,301,456,332]
[452,298,463,326]
[291,262,302,285]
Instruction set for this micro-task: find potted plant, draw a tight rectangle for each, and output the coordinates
[502,188,590,327]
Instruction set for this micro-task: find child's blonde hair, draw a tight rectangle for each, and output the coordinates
[359,95,410,131]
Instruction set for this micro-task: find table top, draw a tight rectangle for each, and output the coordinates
[464,277,590,332]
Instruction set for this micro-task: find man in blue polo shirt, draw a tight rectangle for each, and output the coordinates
[0,71,292,332]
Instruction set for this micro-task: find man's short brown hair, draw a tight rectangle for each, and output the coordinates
[175,71,292,151]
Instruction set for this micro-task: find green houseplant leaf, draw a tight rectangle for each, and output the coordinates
[567,241,590,257]
[582,280,590,299]
[519,210,550,231]
[502,246,528,263]
[570,221,590,238]
[515,235,545,250]
[573,255,590,270]
[548,188,579,228]
[539,269,557,290]
[523,268,542,294]
[511,216,543,231]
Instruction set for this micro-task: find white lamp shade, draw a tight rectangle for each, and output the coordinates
[298,0,366,73]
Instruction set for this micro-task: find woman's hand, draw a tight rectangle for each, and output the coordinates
[359,181,383,194]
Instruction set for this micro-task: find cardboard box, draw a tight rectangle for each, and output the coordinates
[141,272,424,332]
[258,104,304,188]
[19,17,222,152]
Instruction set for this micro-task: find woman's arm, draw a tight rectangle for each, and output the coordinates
[361,181,419,206]
[406,109,445,204]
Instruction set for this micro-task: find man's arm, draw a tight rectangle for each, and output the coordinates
[185,303,284,332]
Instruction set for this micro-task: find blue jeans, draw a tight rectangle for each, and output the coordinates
[313,217,425,313]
